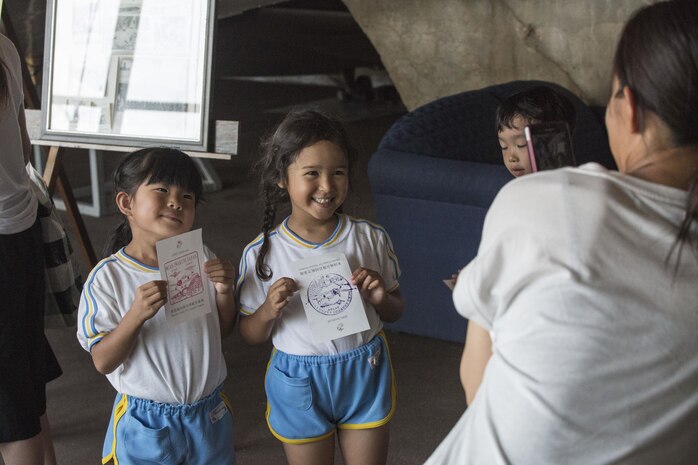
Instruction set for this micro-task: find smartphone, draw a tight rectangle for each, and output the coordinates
[524,121,576,173]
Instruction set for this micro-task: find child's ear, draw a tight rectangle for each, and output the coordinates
[115,191,133,216]
[276,178,286,189]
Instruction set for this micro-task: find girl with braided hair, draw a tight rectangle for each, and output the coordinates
[237,110,404,465]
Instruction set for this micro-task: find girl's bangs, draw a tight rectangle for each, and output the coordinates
[142,150,203,200]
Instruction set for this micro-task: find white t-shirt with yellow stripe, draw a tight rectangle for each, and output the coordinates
[237,214,400,356]
[76,247,227,404]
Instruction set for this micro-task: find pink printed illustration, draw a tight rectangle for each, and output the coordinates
[164,252,204,305]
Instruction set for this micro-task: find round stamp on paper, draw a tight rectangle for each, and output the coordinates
[307,273,353,316]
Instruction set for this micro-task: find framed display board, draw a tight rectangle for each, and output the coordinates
[41,0,216,151]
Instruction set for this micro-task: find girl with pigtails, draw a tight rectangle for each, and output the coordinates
[237,110,404,465]
[76,147,237,465]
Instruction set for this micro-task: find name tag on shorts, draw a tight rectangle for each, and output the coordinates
[209,400,228,424]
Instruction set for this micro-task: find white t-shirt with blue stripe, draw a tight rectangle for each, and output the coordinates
[237,214,400,356]
[76,247,227,404]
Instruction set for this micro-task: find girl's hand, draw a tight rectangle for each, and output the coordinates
[351,267,387,307]
[131,280,167,323]
[205,258,236,295]
[261,277,297,321]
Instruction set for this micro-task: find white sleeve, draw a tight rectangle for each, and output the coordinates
[454,178,554,330]
[377,228,401,292]
[236,241,267,316]
[76,269,123,352]
[203,245,217,260]
[453,238,508,331]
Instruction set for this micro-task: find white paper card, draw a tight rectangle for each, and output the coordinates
[156,228,212,325]
[290,253,370,343]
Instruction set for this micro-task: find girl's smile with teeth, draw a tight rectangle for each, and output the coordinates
[282,139,350,227]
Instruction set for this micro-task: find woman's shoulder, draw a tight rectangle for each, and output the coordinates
[512,162,608,185]
[507,163,685,206]
[495,163,611,203]
[0,33,13,50]
[482,164,615,232]
[0,33,20,65]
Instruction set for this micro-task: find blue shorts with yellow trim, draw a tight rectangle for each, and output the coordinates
[101,385,235,465]
[265,333,396,444]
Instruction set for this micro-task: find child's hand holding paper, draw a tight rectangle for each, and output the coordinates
[351,267,387,306]
[291,253,369,342]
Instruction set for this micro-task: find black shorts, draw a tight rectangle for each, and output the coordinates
[0,217,62,442]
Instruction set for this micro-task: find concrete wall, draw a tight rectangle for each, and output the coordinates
[343,0,652,110]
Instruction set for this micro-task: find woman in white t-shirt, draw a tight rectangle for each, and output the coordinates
[427,2,698,464]
[0,34,59,465]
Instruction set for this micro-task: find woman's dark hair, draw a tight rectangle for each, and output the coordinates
[254,110,356,281]
[102,147,203,257]
[496,85,577,134]
[613,0,698,260]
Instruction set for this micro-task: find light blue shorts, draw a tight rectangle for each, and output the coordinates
[102,385,235,465]
[265,333,396,444]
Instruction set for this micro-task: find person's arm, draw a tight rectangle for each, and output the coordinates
[205,258,238,337]
[239,277,297,345]
[460,321,493,405]
[90,280,167,374]
[18,106,31,165]
[351,267,405,322]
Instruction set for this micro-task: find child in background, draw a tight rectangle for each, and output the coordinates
[449,87,578,394]
[496,85,577,177]
[76,148,237,465]
[237,110,404,465]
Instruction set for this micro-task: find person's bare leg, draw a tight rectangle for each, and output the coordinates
[282,434,335,465]
[337,424,390,465]
[40,413,57,465]
[0,433,45,465]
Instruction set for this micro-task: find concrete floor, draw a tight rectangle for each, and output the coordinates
[31,78,468,465]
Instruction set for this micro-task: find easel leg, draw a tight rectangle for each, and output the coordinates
[43,146,98,269]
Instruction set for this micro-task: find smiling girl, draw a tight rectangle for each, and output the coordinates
[237,110,404,465]
[77,147,237,464]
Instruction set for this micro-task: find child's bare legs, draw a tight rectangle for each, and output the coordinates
[338,424,390,465]
[283,425,389,465]
[283,435,335,465]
